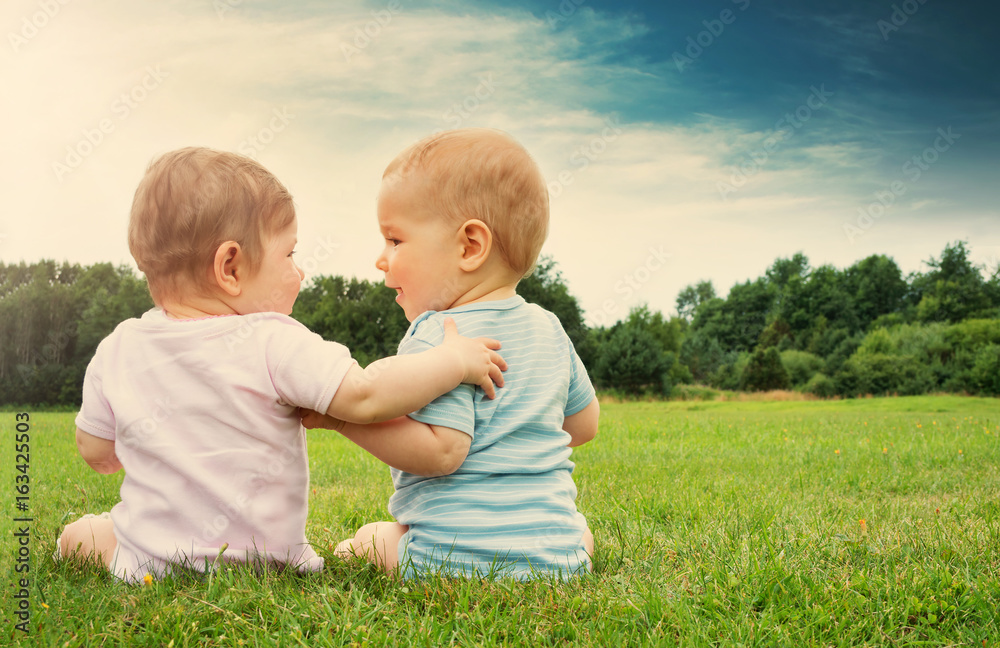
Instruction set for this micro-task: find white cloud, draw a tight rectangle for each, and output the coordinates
[2,0,989,326]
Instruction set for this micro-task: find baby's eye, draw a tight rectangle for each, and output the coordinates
[288,250,297,257]
[388,238,401,247]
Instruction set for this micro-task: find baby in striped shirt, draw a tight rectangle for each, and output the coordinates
[305,128,600,579]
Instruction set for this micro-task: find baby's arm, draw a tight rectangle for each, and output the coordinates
[75,428,123,474]
[563,398,600,448]
[327,318,505,425]
[302,410,470,476]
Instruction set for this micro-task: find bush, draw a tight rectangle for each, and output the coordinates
[669,356,694,386]
[880,322,951,362]
[709,363,740,391]
[822,333,863,377]
[740,347,790,392]
[780,350,824,387]
[869,311,911,330]
[834,353,935,397]
[679,331,727,384]
[594,325,673,396]
[969,344,1000,396]
[944,319,1000,348]
[707,351,748,391]
[838,320,1000,396]
[803,372,837,398]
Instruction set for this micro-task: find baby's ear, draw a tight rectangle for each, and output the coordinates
[458,219,493,271]
[212,240,245,296]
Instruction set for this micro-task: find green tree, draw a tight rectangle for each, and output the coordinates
[679,329,727,384]
[740,346,790,392]
[911,241,996,322]
[757,319,792,350]
[692,278,775,353]
[803,372,837,398]
[780,265,857,338]
[843,254,907,329]
[834,353,934,397]
[623,305,684,354]
[594,322,673,396]
[707,351,749,391]
[968,344,1000,396]
[293,276,409,367]
[780,349,824,387]
[75,264,155,360]
[766,252,810,289]
[0,261,153,407]
[986,264,1000,310]
[675,280,716,321]
[517,256,593,367]
[0,261,80,405]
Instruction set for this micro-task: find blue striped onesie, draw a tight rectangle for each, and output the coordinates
[389,295,596,580]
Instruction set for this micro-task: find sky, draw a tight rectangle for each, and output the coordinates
[3,0,998,326]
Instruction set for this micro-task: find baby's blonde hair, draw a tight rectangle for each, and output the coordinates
[128,147,295,302]
[384,128,549,277]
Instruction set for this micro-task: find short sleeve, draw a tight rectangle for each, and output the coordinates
[268,323,358,413]
[407,384,476,436]
[565,342,596,417]
[75,345,117,441]
[397,314,476,437]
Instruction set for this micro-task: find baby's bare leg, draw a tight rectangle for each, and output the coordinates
[335,521,408,575]
[59,516,117,568]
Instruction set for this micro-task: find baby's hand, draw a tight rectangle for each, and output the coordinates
[299,408,347,432]
[440,317,507,399]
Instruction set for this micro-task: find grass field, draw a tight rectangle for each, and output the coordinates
[3,396,999,646]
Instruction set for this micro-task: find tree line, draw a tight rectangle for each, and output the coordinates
[0,261,153,407]
[595,240,1000,398]
[2,241,998,407]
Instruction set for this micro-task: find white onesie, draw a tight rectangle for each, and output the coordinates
[74,308,355,583]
